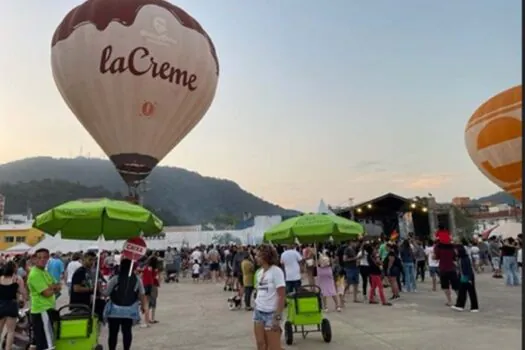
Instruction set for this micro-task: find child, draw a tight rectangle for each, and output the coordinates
[367,248,391,306]
[192,260,200,283]
[333,263,346,306]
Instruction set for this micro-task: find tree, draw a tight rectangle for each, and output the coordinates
[212,232,242,245]
[211,214,238,230]
[453,206,476,239]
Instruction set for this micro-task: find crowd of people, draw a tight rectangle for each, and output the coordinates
[0,225,521,350]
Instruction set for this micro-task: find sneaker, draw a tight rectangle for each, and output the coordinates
[470,309,479,313]
[369,300,378,304]
[382,302,392,306]
[451,306,464,312]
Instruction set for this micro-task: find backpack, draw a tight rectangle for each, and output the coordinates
[110,275,139,306]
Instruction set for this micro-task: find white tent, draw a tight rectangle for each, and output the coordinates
[317,199,335,215]
[3,242,32,254]
[489,222,522,240]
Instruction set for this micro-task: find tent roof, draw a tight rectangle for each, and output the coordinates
[5,242,32,252]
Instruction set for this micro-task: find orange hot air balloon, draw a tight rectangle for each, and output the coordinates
[465,85,522,201]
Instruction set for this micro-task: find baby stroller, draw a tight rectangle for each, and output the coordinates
[2,307,31,350]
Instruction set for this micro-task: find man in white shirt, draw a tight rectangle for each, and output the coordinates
[65,252,82,296]
[280,245,303,294]
[190,248,203,264]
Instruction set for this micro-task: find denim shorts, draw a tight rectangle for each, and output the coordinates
[345,267,359,285]
[253,309,276,330]
[429,266,439,277]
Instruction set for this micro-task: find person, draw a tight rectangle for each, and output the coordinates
[208,245,221,283]
[280,245,303,294]
[384,248,401,299]
[70,252,96,306]
[470,243,480,273]
[65,252,82,296]
[501,238,520,286]
[192,260,200,283]
[414,241,426,282]
[0,261,26,350]
[434,236,458,306]
[452,245,479,312]
[487,236,501,276]
[46,252,64,298]
[356,244,370,297]
[104,258,148,350]
[253,244,285,350]
[27,248,60,350]
[142,256,160,324]
[342,241,360,303]
[316,254,341,312]
[425,240,440,291]
[241,254,255,310]
[400,240,416,292]
[367,247,391,306]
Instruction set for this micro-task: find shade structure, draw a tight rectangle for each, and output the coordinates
[264,213,363,244]
[33,198,163,241]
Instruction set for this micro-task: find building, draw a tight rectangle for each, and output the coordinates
[0,223,45,251]
[471,207,522,234]
[452,197,471,206]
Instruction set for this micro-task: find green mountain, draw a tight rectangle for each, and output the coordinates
[0,157,298,224]
[0,179,185,225]
[473,191,520,205]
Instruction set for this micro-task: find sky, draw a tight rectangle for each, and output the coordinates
[0,0,521,212]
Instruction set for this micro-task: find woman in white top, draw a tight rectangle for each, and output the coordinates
[253,245,285,350]
[356,244,370,297]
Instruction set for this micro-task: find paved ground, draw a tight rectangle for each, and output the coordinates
[94,273,521,350]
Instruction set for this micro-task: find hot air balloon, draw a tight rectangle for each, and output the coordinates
[51,0,219,198]
[465,85,522,201]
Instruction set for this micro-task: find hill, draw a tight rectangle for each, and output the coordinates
[473,191,520,205]
[0,157,298,224]
[0,179,184,225]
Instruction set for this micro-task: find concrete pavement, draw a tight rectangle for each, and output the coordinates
[94,273,521,349]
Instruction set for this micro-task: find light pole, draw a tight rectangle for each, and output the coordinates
[348,197,355,221]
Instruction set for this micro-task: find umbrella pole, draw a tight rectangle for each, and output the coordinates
[92,237,102,317]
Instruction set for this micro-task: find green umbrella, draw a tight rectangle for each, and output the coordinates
[33,198,164,240]
[263,213,363,244]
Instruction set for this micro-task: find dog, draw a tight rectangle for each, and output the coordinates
[227,295,242,310]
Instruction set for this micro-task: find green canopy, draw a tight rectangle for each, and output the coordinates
[33,198,164,240]
[263,213,363,244]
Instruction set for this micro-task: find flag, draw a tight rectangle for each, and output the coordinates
[390,230,399,241]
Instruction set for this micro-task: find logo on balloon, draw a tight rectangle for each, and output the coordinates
[141,101,156,117]
[99,45,197,91]
[139,17,177,47]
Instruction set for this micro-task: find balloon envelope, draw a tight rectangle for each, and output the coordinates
[51,0,219,185]
[465,85,522,200]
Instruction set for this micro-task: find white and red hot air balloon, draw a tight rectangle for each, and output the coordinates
[51,0,219,195]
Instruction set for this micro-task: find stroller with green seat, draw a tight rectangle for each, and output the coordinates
[54,304,103,350]
[283,285,332,345]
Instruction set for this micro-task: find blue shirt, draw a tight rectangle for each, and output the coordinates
[47,258,64,282]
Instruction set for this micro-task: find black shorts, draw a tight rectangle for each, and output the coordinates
[237,274,244,287]
[0,300,18,318]
[192,273,200,279]
[439,271,459,290]
[210,263,220,271]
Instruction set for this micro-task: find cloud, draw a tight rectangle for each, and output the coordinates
[392,174,454,189]
[351,160,382,168]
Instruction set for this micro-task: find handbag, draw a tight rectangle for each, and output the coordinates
[103,300,141,323]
